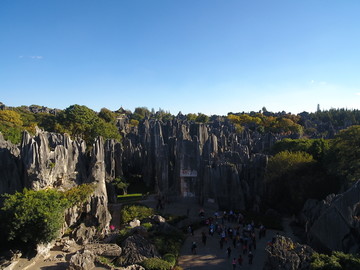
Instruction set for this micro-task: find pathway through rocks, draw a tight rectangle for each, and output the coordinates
[178,222,280,270]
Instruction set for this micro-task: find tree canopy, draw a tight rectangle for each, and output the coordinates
[0,184,95,248]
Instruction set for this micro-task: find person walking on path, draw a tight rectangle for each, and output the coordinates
[232,258,237,269]
[191,241,197,254]
[248,251,253,265]
[188,225,194,236]
[201,232,207,246]
[238,254,243,267]
[227,247,232,258]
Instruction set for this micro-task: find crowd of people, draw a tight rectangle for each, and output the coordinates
[187,209,270,268]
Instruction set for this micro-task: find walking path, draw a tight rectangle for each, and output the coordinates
[178,222,278,270]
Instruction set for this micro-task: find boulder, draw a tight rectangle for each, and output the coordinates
[152,215,166,223]
[72,224,97,245]
[264,235,314,270]
[68,249,96,270]
[129,219,141,228]
[302,180,360,253]
[117,234,159,266]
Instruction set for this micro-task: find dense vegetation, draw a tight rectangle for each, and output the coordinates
[0,184,95,249]
[311,251,360,270]
[265,125,360,213]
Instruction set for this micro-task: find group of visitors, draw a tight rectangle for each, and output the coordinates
[189,209,268,268]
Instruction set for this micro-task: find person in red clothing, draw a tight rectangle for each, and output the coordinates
[238,254,243,266]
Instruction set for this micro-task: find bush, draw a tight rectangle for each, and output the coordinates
[163,253,176,267]
[120,204,154,224]
[311,252,360,270]
[151,230,185,257]
[1,185,96,248]
[1,189,68,246]
[63,183,95,206]
[142,222,153,231]
[141,258,172,270]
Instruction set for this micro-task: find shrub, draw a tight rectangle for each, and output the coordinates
[310,251,360,270]
[151,230,185,257]
[142,222,153,231]
[1,189,68,246]
[120,204,154,224]
[163,253,176,267]
[141,258,172,270]
[63,183,96,207]
[1,185,96,248]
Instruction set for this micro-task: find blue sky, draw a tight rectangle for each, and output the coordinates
[1,0,360,115]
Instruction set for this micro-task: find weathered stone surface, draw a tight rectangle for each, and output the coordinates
[68,249,95,270]
[85,243,121,257]
[129,219,141,228]
[116,117,278,210]
[302,180,360,253]
[264,235,314,270]
[118,234,159,266]
[72,224,97,245]
[152,215,166,223]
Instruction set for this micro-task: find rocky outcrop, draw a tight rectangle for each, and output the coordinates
[68,249,96,270]
[116,118,277,209]
[301,181,360,253]
[0,129,111,239]
[118,234,159,266]
[264,235,314,270]
[85,243,121,257]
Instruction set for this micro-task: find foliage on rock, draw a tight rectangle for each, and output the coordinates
[120,205,154,224]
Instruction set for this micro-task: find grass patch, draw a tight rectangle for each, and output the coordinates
[117,193,143,198]
[117,193,143,203]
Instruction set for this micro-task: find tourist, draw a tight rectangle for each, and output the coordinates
[227,247,232,258]
[238,254,243,267]
[202,232,207,245]
[191,241,197,254]
[248,251,253,264]
[232,257,237,269]
[219,238,224,249]
[188,225,194,236]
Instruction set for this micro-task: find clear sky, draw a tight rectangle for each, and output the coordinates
[1,0,360,115]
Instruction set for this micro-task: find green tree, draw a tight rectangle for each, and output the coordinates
[186,113,197,122]
[112,177,129,195]
[1,189,68,246]
[55,105,121,144]
[98,108,117,123]
[325,125,360,185]
[195,113,209,123]
[131,107,150,121]
[265,151,333,213]
[1,185,95,248]
[0,110,24,144]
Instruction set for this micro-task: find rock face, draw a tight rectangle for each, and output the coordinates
[115,117,280,209]
[0,128,111,237]
[264,235,314,270]
[118,234,159,266]
[85,243,121,257]
[68,249,96,270]
[0,116,285,222]
[301,180,360,253]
